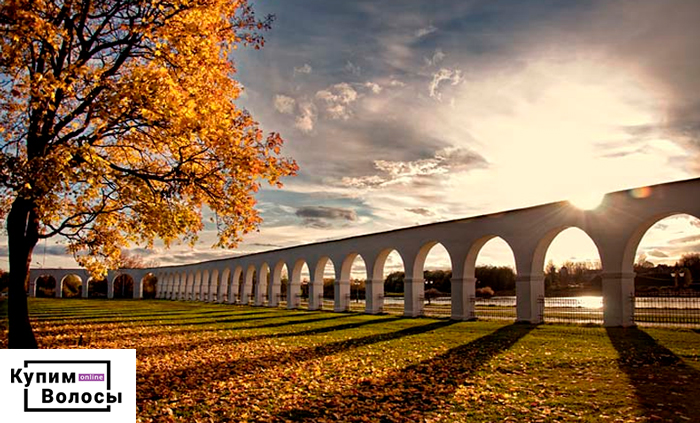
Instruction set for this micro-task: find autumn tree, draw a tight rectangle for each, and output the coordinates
[0,1,297,348]
[116,250,158,297]
[116,249,158,269]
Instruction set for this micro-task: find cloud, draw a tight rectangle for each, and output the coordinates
[415,25,437,38]
[295,206,358,228]
[294,101,317,133]
[295,206,358,221]
[250,242,283,248]
[436,147,489,171]
[424,48,446,66]
[315,82,358,120]
[647,249,669,258]
[429,68,463,100]
[293,63,313,75]
[668,234,700,245]
[344,61,361,75]
[364,82,382,94]
[273,94,296,115]
[1,244,68,257]
[166,250,242,263]
[300,219,332,229]
[341,146,487,189]
[343,60,362,75]
[406,207,433,216]
[341,175,386,189]
[652,222,669,231]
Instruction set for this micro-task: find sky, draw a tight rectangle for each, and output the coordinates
[2,0,700,276]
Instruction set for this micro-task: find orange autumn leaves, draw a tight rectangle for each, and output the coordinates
[0,1,297,277]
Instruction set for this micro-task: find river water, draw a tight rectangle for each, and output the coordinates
[380,295,700,309]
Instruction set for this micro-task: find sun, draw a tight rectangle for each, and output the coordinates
[568,192,605,210]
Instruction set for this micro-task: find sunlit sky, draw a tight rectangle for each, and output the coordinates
[2,0,700,274]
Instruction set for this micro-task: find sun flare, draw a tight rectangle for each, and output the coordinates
[568,192,605,210]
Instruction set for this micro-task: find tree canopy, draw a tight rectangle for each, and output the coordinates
[0,0,296,347]
[1,0,296,273]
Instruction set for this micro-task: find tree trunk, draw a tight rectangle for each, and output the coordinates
[7,197,39,349]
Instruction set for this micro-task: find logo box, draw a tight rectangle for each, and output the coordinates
[0,349,135,423]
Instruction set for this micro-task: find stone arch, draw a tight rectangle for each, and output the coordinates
[289,259,309,310]
[269,261,287,307]
[340,253,368,281]
[531,226,603,280]
[34,275,57,298]
[172,272,179,299]
[219,267,231,303]
[160,272,167,298]
[152,273,160,298]
[543,227,602,289]
[178,272,185,300]
[516,226,604,324]
[255,263,270,306]
[372,248,406,281]
[169,273,176,299]
[339,253,368,310]
[86,276,108,299]
[228,266,243,304]
[449,235,519,321]
[410,241,452,280]
[174,272,183,300]
[623,212,700,275]
[198,269,208,301]
[167,272,173,298]
[173,272,181,299]
[140,272,157,299]
[112,274,134,299]
[186,271,195,300]
[187,270,195,300]
[241,264,256,305]
[83,277,92,299]
[209,269,220,302]
[464,235,519,280]
[315,257,338,311]
[176,272,184,299]
[371,248,406,315]
[407,241,453,317]
[59,273,83,298]
[191,270,202,301]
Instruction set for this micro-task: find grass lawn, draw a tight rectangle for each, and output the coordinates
[2,298,700,422]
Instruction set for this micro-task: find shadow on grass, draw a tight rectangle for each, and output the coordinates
[205,312,352,327]
[137,315,404,360]
[31,308,269,322]
[279,316,405,337]
[140,319,459,402]
[37,312,357,348]
[606,327,700,421]
[30,310,282,337]
[274,323,535,422]
[32,311,271,325]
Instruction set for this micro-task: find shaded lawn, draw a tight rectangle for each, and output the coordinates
[1,298,699,422]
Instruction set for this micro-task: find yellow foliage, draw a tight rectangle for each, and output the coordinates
[0,0,297,277]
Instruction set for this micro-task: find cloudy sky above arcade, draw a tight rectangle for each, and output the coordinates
[6,0,700,271]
